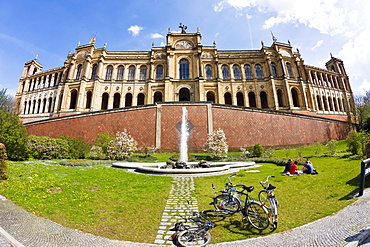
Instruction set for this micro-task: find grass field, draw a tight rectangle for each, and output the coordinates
[0,140,366,243]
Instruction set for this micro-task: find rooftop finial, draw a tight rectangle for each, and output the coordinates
[270,31,277,42]
[179,23,187,34]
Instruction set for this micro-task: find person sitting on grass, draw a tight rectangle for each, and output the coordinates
[290,161,300,175]
[302,160,315,174]
[283,159,293,174]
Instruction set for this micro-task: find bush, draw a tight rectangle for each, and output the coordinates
[204,128,228,159]
[248,143,265,157]
[26,135,69,160]
[93,132,115,155]
[58,135,91,159]
[0,143,8,180]
[0,110,28,160]
[326,140,337,156]
[107,130,137,160]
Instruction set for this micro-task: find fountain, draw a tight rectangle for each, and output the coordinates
[179,107,189,163]
[111,107,257,174]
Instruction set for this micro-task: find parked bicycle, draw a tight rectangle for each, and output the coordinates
[202,174,270,230]
[172,205,215,247]
[259,175,279,229]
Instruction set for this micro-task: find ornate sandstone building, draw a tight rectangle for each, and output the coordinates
[15,28,354,123]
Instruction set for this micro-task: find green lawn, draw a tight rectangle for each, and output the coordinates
[0,142,366,244]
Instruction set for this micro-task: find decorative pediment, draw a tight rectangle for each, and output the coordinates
[175,41,193,50]
[201,52,214,58]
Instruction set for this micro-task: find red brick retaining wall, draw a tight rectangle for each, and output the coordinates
[24,103,353,150]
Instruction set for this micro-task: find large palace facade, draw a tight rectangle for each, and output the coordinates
[14,28,354,123]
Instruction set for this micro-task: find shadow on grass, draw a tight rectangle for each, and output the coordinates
[217,218,277,238]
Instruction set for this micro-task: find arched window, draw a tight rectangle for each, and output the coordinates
[48,97,53,113]
[277,89,284,107]
[291,88,300,107]
[255,64,264,79]
[76,64,83,79]
[222,65,230,80]
[116,65,124,80]
[105,65,113,80]
[57,94,63,111]
[125,93,133,107]
[42,98,46,113]
[113,93,120,108]
[205,65,212,80]
[154,91,162,103]
[37,99,41,113]
[260,92,268,108]
[317,95,322,110]
[328,97,333,111]
[156,65,163,80]
[28,100,31,114]
[179,59,189,79]
[179,88,190,101]
[128,65,135,80]
[86,91,92,109]
[286,63,293,78]
[137,93,145,105]
[101,93,109,110]
[248,92,256,107]
[270,62,277,77]
[48,75,52,87]
[54,73,59,86]
[233,65,241,80]
[333,97,338,111]
[224,92,232,105]
[139,66,147,80]
[244,65,252,79]
[69,90,78,109]
[32,99,36,114]
[206,91,215,103]
[237,92,244,106]
[91,64,98,79]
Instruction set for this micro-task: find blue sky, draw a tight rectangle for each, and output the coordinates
[1,0,369,96]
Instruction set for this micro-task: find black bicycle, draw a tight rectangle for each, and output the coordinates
[258,175,279,229]
[202,174,270,230]
[172,206,215,247]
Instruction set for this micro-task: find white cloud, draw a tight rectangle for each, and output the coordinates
[215,0,348,36]
[150,33,164,39]
[127,25,143,36]
[311,40,323,51]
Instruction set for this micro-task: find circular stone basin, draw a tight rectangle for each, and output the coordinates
[111,161,256,174]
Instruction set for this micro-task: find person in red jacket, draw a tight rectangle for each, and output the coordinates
[290,161,299,175]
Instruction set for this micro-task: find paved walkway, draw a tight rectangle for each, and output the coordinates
[1,179,370,246]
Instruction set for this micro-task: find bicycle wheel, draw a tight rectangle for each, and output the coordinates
[176,229,211,247]
[244,201,270,230]
[213,194,241,213]
[258,190,270,207]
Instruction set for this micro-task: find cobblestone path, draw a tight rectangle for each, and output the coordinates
[155,176,197,245]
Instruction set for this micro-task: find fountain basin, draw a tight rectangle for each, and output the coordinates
[111,161,256,174]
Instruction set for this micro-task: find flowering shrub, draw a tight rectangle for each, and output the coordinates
[107,130,137,160]
[26,135,69,160]
[58,135,91,159]
[204,128,228,159]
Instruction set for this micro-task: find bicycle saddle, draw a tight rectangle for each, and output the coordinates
[267,184,276,190]
[243,186,254,192]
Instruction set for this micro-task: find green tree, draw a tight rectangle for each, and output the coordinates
[346,130,369,156]
[355,91,370,130]
[0,89,14,113]
[0,110,28,160]
[204,128,228,159]
[326,140,337,156]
